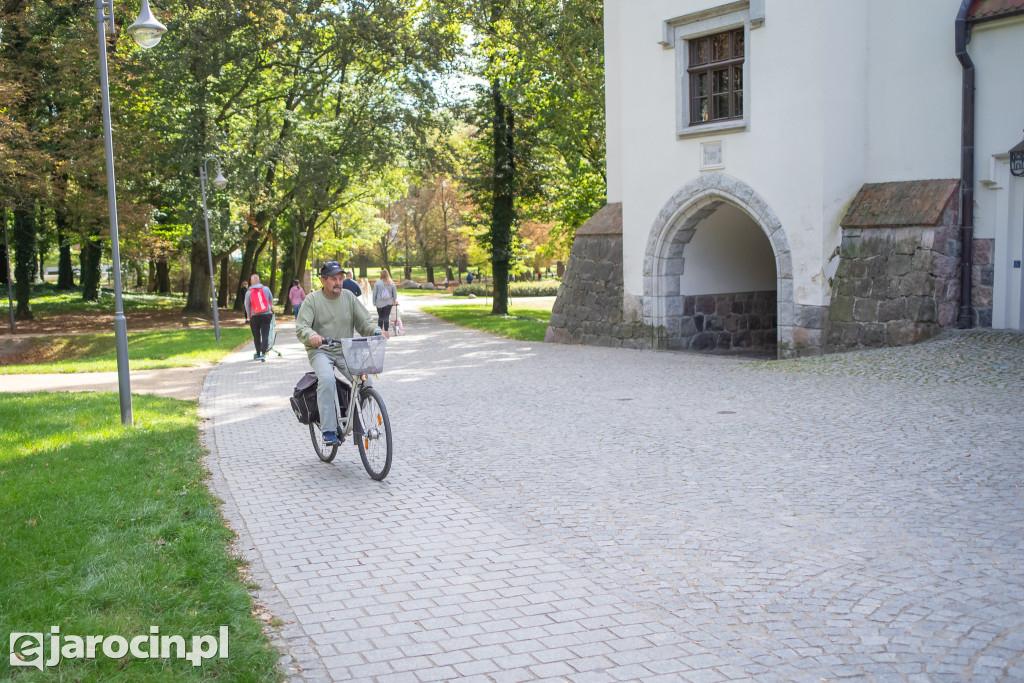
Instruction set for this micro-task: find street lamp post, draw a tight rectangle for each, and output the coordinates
[440,180,451,284]
[94,0,166,425]
[199,156,227,341]
[4,216,13,333]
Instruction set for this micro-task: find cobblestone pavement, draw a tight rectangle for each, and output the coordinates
[202,302,1024,682]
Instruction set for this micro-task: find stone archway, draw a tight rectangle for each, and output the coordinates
[643,173,794,355]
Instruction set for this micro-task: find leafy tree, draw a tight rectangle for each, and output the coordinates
[451,0,604,312]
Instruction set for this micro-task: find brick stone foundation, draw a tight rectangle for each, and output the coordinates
[826,179,961,352]
[972,237,994,328]
[546,204,652,348]
[668,291,777,352]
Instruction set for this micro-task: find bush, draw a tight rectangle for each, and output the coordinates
[452,281,560,297]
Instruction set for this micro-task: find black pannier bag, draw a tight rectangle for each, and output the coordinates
[289,372,351,425]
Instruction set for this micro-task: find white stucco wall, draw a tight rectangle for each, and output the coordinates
[604,0,623,204]
[607,0,981,317]
[678,203,776,294]
[864,0,962,184]
[970,14,1024,329]
[614,0,831,307]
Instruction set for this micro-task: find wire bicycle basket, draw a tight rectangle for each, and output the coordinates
[340,336,387,374]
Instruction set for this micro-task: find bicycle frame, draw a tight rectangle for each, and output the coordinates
[331,370,367,440]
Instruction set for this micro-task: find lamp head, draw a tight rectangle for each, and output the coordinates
[212,169,228,191]
[1010,130,1024,178]
[126,0,167,49]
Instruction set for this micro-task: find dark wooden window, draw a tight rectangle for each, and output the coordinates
[688,28,744,125]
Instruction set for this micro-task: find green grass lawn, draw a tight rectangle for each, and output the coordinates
[393,288,453,298]
[420,304,552,341]
[22,283,187,316]
[1,328,254,374]
[0,393,281,681]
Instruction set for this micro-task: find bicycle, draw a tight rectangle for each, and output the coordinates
[308,336,393,480]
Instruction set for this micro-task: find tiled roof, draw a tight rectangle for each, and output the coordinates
[966,0,1024,22]
[841,180,960,228]
[575,202,622,236]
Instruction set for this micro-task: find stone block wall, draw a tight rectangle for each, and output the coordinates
[972,237,994,328]
[825,223,961,350]
[546,204,652,348]
[826,179,962,352]
[668,291,777,352]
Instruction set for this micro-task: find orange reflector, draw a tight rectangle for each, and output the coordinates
[377,415,382,425]
[364,438,369,449]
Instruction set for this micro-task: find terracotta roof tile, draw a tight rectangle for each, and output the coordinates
[841,180,959,228]
[967,0,1024,22]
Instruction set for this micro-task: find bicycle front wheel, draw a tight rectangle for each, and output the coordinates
[309,421,338,463]
[354,387,392,480]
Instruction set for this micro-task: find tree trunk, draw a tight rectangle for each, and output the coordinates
[218,254,229,307]
[148,259,156,291]
[269,228,278,294]
[358,252,368,278]
[252,233,270,277]
[184,241,213,316]
[377,235,390,273]
[443,230,453,281]
[56,213,75,289]
[295,218,317,285]
[80,231,103,302]
[155,258,171,293]
[489,75,515,316]
[277,241,294,307]
[12,208,36,319]
[0,207,8,287]
[426,265,435,284]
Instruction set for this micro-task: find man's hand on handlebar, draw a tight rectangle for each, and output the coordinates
[310,334,324,347]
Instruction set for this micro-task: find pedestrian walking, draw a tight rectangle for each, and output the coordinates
[244,274,274,361]
[372,269,398,331]
[288,279,306,318]
[341,270,361,298]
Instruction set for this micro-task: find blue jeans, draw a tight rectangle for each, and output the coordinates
[292,303,301,317]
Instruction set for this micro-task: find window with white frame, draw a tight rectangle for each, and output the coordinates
[661,1,762,138]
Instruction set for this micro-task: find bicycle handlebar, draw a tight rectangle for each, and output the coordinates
[318,334,381,348]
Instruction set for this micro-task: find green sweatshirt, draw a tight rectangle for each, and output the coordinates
[295,289,380,359]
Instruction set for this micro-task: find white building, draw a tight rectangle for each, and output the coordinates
[547,0,1024,357]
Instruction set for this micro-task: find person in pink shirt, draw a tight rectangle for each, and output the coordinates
[288,279,307,317]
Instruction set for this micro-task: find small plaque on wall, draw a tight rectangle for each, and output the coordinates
[701,141,724,170]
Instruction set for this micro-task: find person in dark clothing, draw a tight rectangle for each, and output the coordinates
[341,270,362,298]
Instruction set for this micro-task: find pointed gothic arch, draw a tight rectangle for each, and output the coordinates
[642,172,795,355]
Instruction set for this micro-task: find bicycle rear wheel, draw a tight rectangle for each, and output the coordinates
[309,421,338,463]
[354,387,392,480]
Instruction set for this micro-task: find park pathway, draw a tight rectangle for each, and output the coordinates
[201,301,1024,682]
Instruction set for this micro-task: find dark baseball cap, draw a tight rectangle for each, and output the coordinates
[320,261,343,278]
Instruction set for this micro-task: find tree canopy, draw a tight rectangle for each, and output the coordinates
[0,0,604,316]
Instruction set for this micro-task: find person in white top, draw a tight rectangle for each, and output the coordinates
[371,269,399,331]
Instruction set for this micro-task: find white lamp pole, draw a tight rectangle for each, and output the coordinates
[199,156,227,341]
[94,0,166,425]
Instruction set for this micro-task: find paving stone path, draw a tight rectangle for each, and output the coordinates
[201,302,1024,682]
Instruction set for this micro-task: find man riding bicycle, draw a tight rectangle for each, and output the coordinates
[296,261,389,447]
